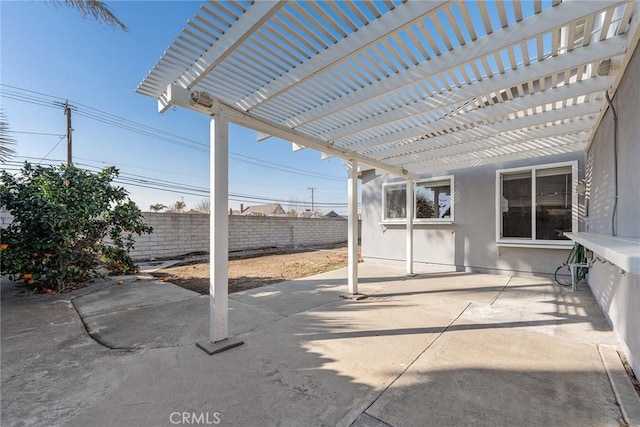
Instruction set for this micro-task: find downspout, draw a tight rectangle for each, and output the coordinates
[605,92,618,236]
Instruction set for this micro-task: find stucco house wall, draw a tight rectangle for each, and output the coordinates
[584,44,639,373]
[362,151,586,277]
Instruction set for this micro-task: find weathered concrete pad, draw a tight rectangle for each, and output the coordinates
[73,280,198,317]
[65,285,460,426]
[1,281,138,426]
[4,264,637,427]
[376,272,511,305]
[363,308,625,427]
[79,295,284,349]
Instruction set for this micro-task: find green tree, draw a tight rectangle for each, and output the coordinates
[0,163,152,292]
[0,110,16,164]
[149,203,167,212]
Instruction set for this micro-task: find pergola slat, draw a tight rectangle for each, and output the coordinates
[138,0,638,176]
[289,1,618,129]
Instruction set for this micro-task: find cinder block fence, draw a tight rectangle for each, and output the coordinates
[129,213,354,260]
[0,210,357,261]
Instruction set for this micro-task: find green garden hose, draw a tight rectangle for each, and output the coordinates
[554,243,588,287]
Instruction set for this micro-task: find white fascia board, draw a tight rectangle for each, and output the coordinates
[177,1,284,90]
[239,0,448,111]
[292,1,625,127]
[160,84,417,179]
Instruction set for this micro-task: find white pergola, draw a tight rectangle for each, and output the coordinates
[137,0,640,352]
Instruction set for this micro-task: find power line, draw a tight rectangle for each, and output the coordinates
[9,131,66,137]
[37,136,66,165]
[4,158,356,208]
[1,84,346,182]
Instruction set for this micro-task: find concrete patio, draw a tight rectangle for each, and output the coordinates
[2,263,639,426]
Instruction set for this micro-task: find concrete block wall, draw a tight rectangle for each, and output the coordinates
[129,213,351,260]
[0,210,354,261]
[128,213,210,260]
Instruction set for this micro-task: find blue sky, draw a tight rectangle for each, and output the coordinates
[0,1,352,214]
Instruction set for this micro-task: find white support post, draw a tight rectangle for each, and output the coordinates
[197,115,244,355]
[210,115,229,343]
[347,159,359,295]
[406,178,414,275]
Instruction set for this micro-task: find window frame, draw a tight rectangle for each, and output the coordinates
[381,175,454,224]
[495,161,578,248]
[381,181,408,223]
[414,175,455,223]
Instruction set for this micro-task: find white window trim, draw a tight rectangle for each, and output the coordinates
[495,161,578,248]
[415,175,455,223]
[382,181,407,223]
[382,175,455,224]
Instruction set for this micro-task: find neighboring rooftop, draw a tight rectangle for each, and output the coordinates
[241,203,286,216]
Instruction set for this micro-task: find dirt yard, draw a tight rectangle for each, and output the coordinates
[152,245,360,294]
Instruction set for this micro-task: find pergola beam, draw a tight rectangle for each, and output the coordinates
[382,119,594,166]
[375,101,602,161]
[407,132,589,168]
[290,1,623,128]
[350,77,611,153]
[239,0,447,111]
[320,34,626,145]
[159,84,419,179]
[409,140,588,175]
[177,1,285,91]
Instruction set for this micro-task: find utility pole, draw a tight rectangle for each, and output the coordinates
[307,187,316,213]
[54,100,74,165]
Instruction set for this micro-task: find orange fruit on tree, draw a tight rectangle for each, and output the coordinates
[23,273,33,280]
[32,252,38,257]
[27,279,35,285]
[0,243,8,250]
[44,288,53,294]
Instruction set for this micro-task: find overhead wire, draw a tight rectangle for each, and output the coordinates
[37,135,66,164]
[1,84,346,182]
[4,158,354,208]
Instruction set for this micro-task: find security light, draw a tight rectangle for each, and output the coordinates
[190,91,214,108]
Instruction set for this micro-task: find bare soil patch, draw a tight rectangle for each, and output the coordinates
[151,244,360,294]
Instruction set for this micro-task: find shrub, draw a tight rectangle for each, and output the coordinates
[0,162,152,292]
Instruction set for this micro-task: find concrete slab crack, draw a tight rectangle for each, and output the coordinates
[348,301,473,426]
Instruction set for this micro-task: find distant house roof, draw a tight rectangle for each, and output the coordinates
[323,210,344,219]
[242,203,286,216]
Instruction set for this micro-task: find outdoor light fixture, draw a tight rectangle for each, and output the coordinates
[190,90,214,108]
[401,168,409,176]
